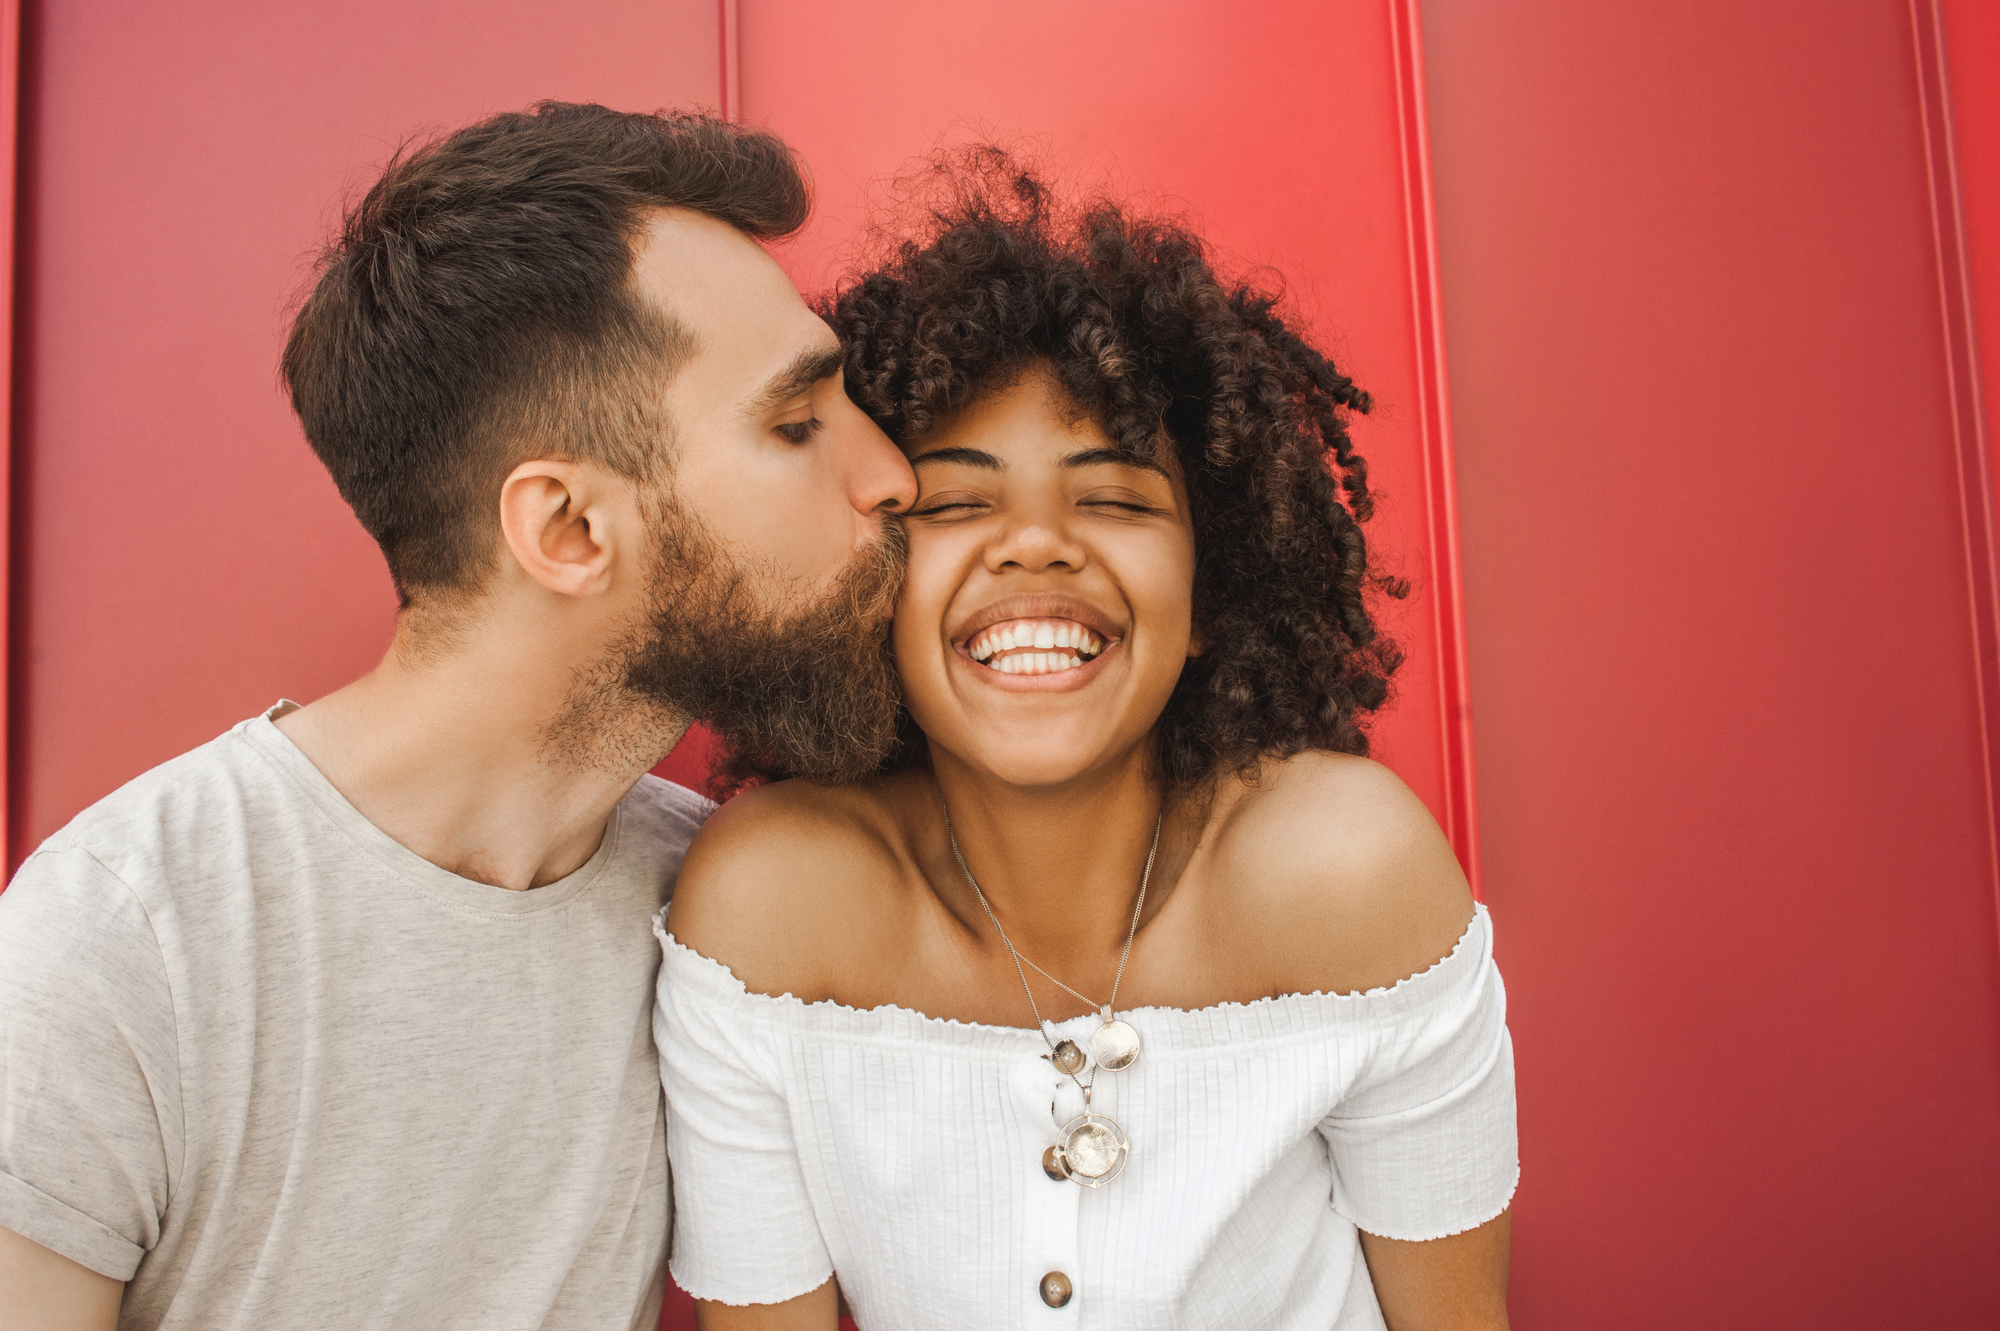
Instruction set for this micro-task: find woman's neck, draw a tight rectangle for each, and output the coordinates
[926,745,1189,977]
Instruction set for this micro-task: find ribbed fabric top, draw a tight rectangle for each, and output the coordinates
[654,904,1516,1330]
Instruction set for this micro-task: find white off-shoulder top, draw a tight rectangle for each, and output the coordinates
[653,904,1516,1330]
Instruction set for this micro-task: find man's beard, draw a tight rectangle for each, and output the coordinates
[559,490,907,790]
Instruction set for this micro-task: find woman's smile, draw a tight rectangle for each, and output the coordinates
[965,619,1105,671]
[947,593,1126,690]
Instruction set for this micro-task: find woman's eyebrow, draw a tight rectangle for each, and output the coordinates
[1060,446,1166,475]
[911,446,1004,470]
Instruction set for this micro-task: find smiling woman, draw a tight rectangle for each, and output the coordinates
[656,159,1517,1331]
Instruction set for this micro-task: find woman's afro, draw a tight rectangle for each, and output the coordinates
[825,149,1406,789]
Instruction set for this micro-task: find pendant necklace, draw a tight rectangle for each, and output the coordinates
[941,798,1161,1189]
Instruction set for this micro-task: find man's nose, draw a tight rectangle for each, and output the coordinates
[847,414,917,516]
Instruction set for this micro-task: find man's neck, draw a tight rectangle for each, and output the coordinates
[275,617,687,891]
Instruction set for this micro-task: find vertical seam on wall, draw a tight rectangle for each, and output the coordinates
[718,0,741,121]
[1389,0,1482,897]
[1911,0,2000,954]
[0,0,18,875]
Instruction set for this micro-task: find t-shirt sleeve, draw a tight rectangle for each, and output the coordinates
[1318,907,1518,1242]
[653,919,831,1307]
[0,848,182,1279]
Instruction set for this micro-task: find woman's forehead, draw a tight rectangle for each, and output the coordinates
[906,375,1176,480]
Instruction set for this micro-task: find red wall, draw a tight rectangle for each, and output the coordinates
[1422,0,2000,1324]
[8,0,720,863]
[13,0,2000,1326]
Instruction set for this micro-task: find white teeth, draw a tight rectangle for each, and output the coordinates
[977,647,1088,674]
[965,619,1113,671]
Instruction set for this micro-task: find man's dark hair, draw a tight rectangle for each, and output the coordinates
[825,149,1406,790]
[282,102,809,602]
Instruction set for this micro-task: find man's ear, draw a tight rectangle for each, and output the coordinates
[498,459,627,598]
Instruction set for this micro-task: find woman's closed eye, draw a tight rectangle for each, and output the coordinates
[774,417,824,444]
[1078,488,1171,518]
[909,493,992,519]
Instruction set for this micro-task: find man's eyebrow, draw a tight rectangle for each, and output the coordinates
[1060,446,1168,475]
[742,344,846,417]
[911,447,1004,470]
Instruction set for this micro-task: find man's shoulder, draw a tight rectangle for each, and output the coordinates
[31,715,291,882]
[620,773,717,853]
[0,722,275,1009]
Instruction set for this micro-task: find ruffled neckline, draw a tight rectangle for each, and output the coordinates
[655,903,1492,1060]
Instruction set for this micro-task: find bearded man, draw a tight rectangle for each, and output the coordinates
[0,103,914,1329]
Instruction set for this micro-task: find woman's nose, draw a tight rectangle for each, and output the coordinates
[985,515,1086,574]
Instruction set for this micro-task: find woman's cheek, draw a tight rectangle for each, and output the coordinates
[887,546,958,719]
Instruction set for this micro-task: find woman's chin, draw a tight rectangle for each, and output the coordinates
[925,730,1143,792]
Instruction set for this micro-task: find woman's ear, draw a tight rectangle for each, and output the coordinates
[497,459,623,598]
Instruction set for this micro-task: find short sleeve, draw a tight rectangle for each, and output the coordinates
[0,848,182,1279]
[653,918,831,1306]
[1318,907,1518,1241]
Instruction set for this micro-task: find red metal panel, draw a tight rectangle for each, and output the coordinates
[1423,0,2000,1324]
[7,0,721,868]
[731,0,1479,880]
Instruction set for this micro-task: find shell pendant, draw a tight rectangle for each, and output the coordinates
[1090,1005,1142,1072]
[1052,1110,1131,1188]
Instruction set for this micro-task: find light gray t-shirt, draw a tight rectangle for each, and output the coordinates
[0,706,712,1330]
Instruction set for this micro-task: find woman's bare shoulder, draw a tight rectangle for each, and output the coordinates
[667,772,924,1000]
[1203,752,1476,996]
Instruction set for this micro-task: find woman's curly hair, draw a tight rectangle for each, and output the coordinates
[825,149,1406,790]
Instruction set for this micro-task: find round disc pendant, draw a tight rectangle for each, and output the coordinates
[1050,1039,1086,1075]
[1053,1111,1130,1188]
[1091,1017,1142,1072]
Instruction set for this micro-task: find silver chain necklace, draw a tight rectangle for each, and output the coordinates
[942,798,1161,1189]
